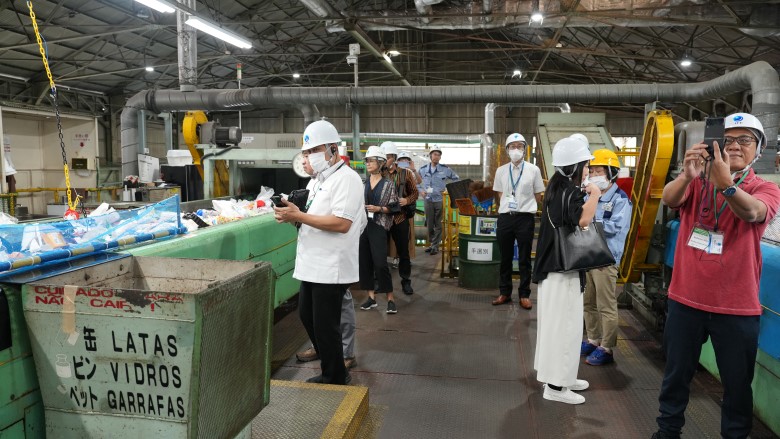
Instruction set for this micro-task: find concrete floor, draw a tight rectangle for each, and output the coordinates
[271,249,779,439]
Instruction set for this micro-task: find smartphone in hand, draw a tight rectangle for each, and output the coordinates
[703,117,725,158]
[271,195,286,207]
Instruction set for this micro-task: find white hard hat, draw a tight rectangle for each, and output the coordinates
[365,145,387,160]
[398,151,412,160]
[725,113,766,153]
[381,141,399,156]
[301,120,341,151]
[505,133,527,147]
[552,137,594,167]
[429,144,442,155]
[569,133,589,146]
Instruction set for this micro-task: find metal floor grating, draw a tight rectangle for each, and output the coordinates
[270,248,779,439]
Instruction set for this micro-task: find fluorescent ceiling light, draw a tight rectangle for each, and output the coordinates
[134,0,176,13]
[145,66,154,72]
[185,16,252,49]
[387,50,401,57]
[512,69,522,78]
[293,73,301,78]
[383,53,392,63]
[530,12,544,23]
[680,57,693,67]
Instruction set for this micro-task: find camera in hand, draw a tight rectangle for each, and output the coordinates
[288,189,310,212]
[703,117,725,158]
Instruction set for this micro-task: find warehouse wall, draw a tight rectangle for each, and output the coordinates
[0,108,98,215]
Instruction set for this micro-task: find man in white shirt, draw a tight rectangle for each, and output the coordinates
[275,120,367,385]
[491,133,545,309]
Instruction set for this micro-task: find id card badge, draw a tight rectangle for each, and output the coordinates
[505,194,518,211]
[687,226,724,254]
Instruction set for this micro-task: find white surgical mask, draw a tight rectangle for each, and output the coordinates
[508,149,524,162]
[308,151,330,174]
[590,175,610,191]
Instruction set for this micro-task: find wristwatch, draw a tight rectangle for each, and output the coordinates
[721,184,738,197]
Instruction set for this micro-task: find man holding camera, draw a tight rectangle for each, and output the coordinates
[382,141,419,294]
[654,113,780,439]
[275,120,366,385]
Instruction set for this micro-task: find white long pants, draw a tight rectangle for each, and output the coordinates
[534,272,583,388]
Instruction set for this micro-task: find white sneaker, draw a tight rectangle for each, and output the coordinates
[570,379,589,391]
[543,384,585,405]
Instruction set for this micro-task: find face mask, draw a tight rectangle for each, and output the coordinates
[590,175,610,191]
[398,161,410,169]
[508,149,524,162]
[308,151,330,174]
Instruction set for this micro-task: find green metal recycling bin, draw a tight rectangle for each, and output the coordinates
[457,214,500,289]
[21,256,273,438]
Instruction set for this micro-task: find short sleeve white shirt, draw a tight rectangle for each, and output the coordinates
[491,161,545,214]
[293,163,367,284]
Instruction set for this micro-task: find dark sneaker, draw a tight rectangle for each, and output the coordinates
[580,341,598,357]
[430,248,439,255]
[386,300,397,314]
[296,346,319,362]
[344,357,357,369]
[360,297,377,310]
[401,280,414,295]
[424,247,432,253]
[586,347,614,366]
[650,432,681,439]
[306,375,323,383]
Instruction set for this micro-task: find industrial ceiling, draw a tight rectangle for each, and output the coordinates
[0,0,779,116]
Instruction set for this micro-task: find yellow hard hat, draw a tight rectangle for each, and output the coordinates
[590,149,620,168]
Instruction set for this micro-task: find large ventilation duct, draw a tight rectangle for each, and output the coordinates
[121,61,779,177]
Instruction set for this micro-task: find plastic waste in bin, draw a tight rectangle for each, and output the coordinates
[22,256,273,438]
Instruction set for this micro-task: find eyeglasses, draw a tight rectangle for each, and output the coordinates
[724,136,757,146]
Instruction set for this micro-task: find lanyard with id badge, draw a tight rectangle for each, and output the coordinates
[686,172,746,255]
[505,162,525,211]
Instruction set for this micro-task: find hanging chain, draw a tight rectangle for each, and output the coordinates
[27,1,79,212]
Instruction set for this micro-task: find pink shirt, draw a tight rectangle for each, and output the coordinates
[668,169,780,315]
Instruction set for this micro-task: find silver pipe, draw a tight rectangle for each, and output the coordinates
[121,61,780,177]
[177,0,197,92]
[298,104,320,126]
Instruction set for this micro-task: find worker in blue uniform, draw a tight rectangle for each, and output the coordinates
[418,145,459,255]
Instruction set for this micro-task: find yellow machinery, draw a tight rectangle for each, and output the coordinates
[619,110,675,283]
[181,111,230,197]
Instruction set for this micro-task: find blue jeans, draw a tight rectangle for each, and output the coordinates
[657,299,760,439]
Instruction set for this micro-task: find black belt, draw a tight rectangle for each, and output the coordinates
[500,212,534,216]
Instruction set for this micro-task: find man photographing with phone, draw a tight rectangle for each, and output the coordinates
[653,113,780,439]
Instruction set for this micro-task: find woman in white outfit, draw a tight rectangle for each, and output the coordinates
[531,136,600,405]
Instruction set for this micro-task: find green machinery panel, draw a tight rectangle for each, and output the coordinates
[0,285,44,438]
[126,214,299,309]
[21,257,273,438]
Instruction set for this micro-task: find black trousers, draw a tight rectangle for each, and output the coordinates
[657,299,760,439]
[389,218,411,283]
[298,281,348,384]
[497,213,535,299]
[359,220,393,293]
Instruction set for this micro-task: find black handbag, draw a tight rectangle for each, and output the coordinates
[548,190,616,272]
